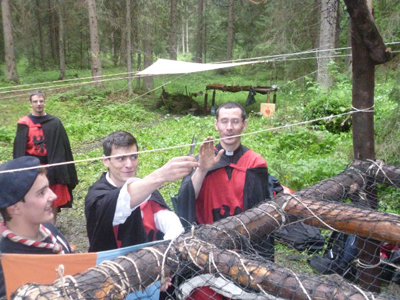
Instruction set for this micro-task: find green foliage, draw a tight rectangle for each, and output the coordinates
[375,82,400,165]
[302,80,352,133]
[0,126,14,143]
[0,64,398,212]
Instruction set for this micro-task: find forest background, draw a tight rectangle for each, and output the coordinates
[0,0,399,253]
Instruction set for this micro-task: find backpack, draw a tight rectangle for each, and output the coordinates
[274,222,325,253]
[307,232,358,277]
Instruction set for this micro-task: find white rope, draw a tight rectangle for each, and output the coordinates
[5,41,400,97]
[352,105,375,113]
[206,224,237,249]
[286,193,339,232]
[160,237,178,287]
[54,265,74,300]
[232,215,252,239]
[101,260,131,291]
[288,269,311,300]
[227,249,270,296]
[0,108,362,175]
[366,159,396,186]
[355,258,382,269]
[351,283,374,300]
[253,204,284,229]
[117,256,142,291]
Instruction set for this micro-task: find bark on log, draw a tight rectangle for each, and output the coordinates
[12,237,398,300]
[11,160,400,299]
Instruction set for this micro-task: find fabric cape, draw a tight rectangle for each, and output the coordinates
[84,172,169,252]
[13,114,78,205]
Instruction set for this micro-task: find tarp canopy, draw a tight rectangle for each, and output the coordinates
[137,59,261,76]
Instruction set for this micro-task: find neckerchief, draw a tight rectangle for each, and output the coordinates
[0,222,64,254]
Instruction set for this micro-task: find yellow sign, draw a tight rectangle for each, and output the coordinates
[260,103,275,117]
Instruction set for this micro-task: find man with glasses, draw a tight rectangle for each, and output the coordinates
[84,130,198,252]
[176,102,273,299]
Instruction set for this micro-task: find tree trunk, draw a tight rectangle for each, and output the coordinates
[87,0,103,87]
[185,7,189,53]
[2,0,19,83]
[142,2,153,90]
[119,30,127,67]
[143,40,153,90]
[58,0,65,80]
[345,0,377,291]
[36,0,46,71]
[126,0,132,95]
[169,0,178,60]
[48,0,58,63]
[136,52,141,88]
[195,0,204,63]
[181,22,185,54]
[316,0,338,89]
[226,0,234,61]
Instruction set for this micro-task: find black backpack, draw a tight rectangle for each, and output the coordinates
[307,232,358,277]
[274,222,325,253]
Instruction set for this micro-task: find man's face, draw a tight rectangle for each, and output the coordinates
[103,145,139,187]
[17,173,56,225]
[30,95,46,116]
[214,107,247,151]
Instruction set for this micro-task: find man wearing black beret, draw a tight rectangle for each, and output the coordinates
[0,156,73,298]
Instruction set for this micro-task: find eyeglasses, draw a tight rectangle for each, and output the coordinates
[111,154,138,163]
[218,118,242,126]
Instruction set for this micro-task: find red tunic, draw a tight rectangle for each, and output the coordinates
[196,150,267,225]
[18,116,47,157]
[16,116,70,207]
[140,200,166,241]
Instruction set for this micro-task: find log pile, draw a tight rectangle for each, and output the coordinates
[11,159,400,300]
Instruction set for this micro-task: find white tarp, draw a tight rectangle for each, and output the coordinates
[136,58,260,76]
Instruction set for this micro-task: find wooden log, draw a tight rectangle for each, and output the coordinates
[352,159,400,187]
[12,237,398,300]
[10,160,400,299]
[205,84,277,94]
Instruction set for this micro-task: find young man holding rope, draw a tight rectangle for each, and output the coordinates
[0,156,73,298]
[84,130,198,253]
[176,101,273,300]
[13,90,78,225]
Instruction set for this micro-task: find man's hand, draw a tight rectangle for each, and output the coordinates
[191,137,224,198]
[128,156,198,208]
[156,156,199,182]
[198,137,224,173]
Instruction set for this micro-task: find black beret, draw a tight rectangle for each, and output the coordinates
[0,157,41,209]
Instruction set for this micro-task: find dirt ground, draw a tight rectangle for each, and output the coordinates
[57,208,89,253]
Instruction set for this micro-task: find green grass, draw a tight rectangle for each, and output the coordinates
[1,66,397,200]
